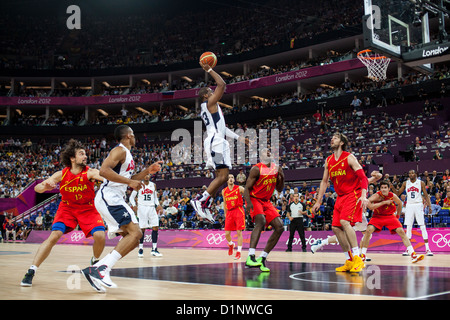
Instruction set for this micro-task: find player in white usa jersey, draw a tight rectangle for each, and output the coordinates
[82,125,163,293]
[390,169,433,256]
[192,61,248,222]
[130,174,163,257]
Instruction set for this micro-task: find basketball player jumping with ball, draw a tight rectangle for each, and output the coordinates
[192,57,248,222]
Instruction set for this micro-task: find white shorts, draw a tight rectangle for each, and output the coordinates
[405,203,425,226]
[95,185,138,239]
[354,214,368,232]
[137,206,159,229]
[204,135,232,170]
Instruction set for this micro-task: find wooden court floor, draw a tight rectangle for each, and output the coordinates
[1,242,450,300]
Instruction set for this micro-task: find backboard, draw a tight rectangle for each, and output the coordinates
[363,0,431,56]
[363,0,433,70]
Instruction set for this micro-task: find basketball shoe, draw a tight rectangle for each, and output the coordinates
[335,260,354,272]
[20,269,35,287]
[191,197,215,223]
[228,242,235,256]
[310,239,324,254]
[258,257,270,272]
[81,268,106,293]
[245,255,262,268]
[411,252,425,263]
[82,264,117,289]
[151,249,163,257]
[349,255,365,273]
[234,251,241,260]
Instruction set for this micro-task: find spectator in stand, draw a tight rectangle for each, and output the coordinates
[34,212,44,230]
[43,210,53,230]
[443,191,450,210]
[313,110,322,124]
[350,95,362,109]
[165,202,179,221]
[433,150,443,160]
[5,220,16,242]
[442,169,450,183]
[236,169,247,186]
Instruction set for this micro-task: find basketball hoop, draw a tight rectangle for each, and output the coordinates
[357,49,391,82]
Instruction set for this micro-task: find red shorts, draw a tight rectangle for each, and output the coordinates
[224,207,246,231]
[249,197,280,227]
[52,203,105,237]
[332,189,363,227]
[368,214,402,234]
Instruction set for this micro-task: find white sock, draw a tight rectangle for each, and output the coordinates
[152,242,157,250]
[139,243,144,249]
[259,251,268,258]
[30,265,38,271]
[352,246,360,257]
[344,251,351,260]
[199,191,210,202]
[95,250,122,269]
[361,247,367,255]
[407,245,414,255]
[248,248,256,256]
[237,246,242,252]
[228,241,234,246]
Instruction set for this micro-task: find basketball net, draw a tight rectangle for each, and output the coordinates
[357,49,391,82]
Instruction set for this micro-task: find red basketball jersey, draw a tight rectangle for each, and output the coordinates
[373,191,397,216]
[326,151,361,196]
[223,185,243,210]
[59,166,96,205]
[250,162,278,201]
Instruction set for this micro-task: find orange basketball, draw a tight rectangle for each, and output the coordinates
[200,52,217,68]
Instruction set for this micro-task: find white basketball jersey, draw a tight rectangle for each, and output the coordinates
[101,143,135,196]
[200,101,226,139]
[405,179,422,204]
[129,182,159,207]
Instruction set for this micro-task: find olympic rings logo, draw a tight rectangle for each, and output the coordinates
[70,231,85,242]
[206,233,226,245]
[431,233,450,248]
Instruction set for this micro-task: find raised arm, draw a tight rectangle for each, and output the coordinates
[199,61,226,113]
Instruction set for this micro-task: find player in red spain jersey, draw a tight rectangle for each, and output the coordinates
[361,181,424,263]
[21,139,106,287]
[244,148,284,272]
[222,174,245,260]
[312,132,368,273]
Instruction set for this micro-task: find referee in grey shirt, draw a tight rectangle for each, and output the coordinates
[286,193,307,252]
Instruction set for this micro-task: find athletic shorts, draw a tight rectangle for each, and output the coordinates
[52,203,105,238]
[369,214,403,234]
[404,203,425,226]
[332,189,363,227]
[137,206,159,229]
[204,135,232,170]
[249,197,280,227]
[95,185,138,239]
[224,207,246,231]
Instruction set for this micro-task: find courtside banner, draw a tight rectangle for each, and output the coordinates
[0,59,363,106]
[26,228,450,253]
